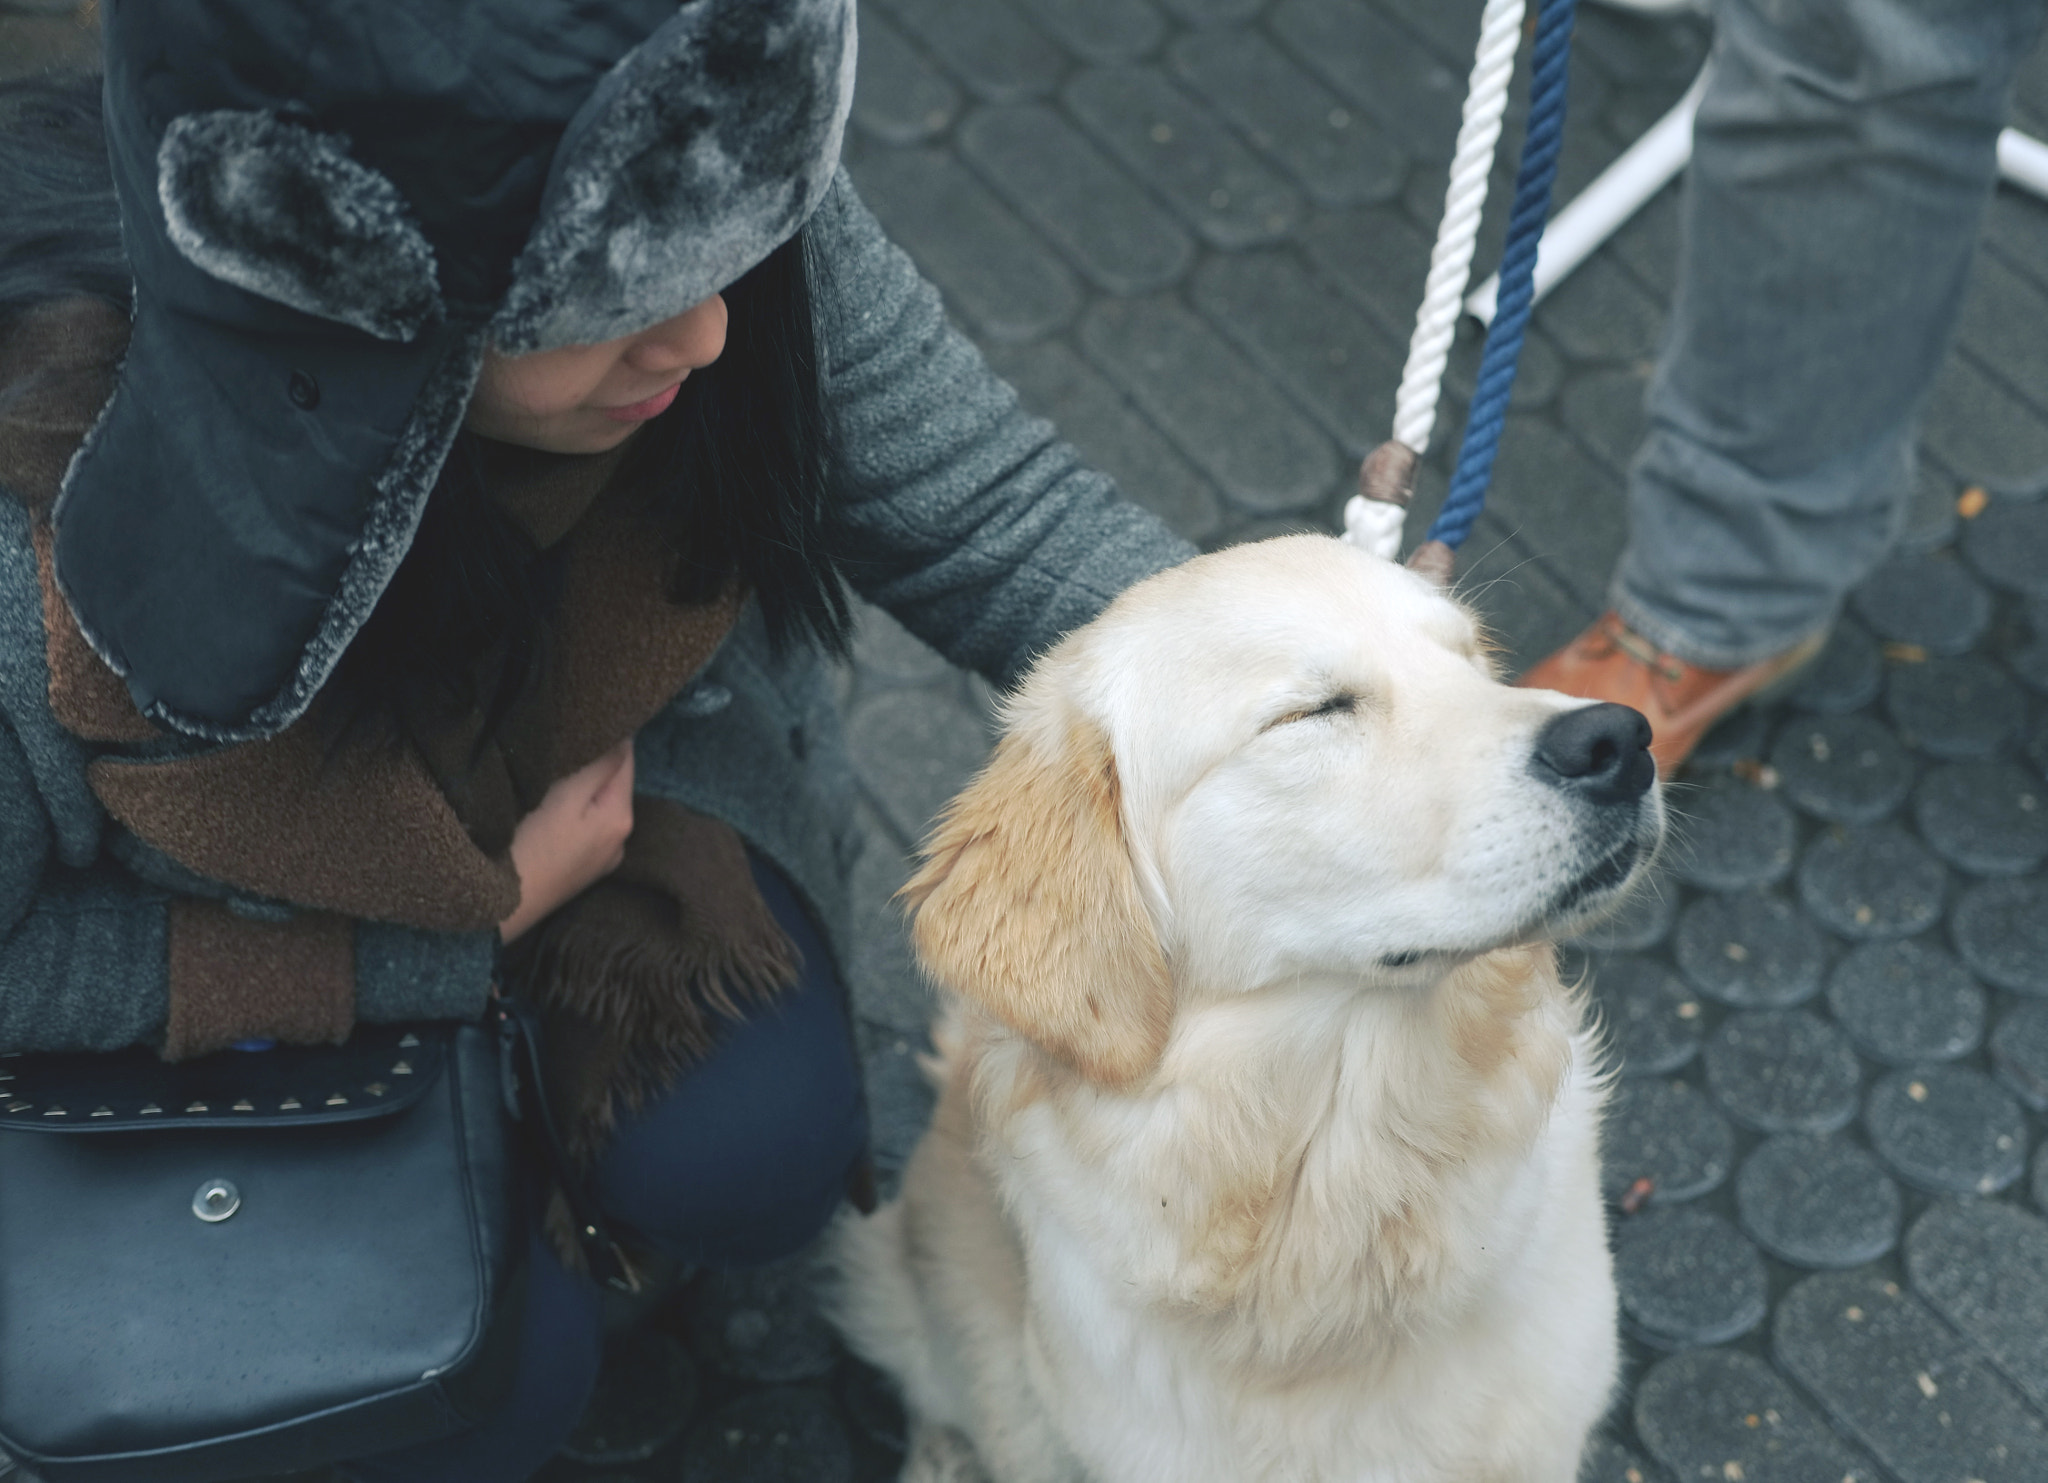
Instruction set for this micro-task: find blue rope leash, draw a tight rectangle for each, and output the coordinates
[1426,0,1581,552]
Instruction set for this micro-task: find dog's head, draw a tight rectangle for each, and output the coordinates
[904,536,1664,1087]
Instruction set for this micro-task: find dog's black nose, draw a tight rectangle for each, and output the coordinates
[1530,703,1655,805]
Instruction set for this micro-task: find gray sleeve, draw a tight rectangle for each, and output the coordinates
[810,172,1197,688]
[0,716,170,1054]
[354,920,498,1024]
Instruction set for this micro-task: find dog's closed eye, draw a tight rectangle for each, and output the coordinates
[1269,693,1358,728]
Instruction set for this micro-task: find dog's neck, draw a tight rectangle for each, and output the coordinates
[968,944,1582,1378]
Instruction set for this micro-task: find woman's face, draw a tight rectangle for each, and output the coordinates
[465,294,729,453]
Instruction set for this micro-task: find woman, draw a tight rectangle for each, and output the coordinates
[0,1,1192,1477]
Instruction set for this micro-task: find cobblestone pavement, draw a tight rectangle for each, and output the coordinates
[12,1,2048,1479]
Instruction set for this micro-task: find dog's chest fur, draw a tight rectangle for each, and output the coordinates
[967,948,1595,1475]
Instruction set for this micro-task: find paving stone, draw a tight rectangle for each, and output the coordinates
[870,0,1065,104]
[1906,1200,2048,1412]
[1633,1348,1878,1483]
[1774,1269,2048,1483]
[1557,367,1651,476]
[686,1254,841,1385]
[1668,775,1797,892]
[1683,706,1773,774]
[958,104,1194,295]
[1601,1077,1736,1206]
[1482,418,1628,612]
[861,1026,938,1175]
[1787,622,1885,715]
[849,147,1080,343]
[1268,0,1465,159]
[1848,553,1992,657]
[1079,295,1337,513]
[1571,6,1711,87]
[985,339,1225,541]
[847,687,991,843]
[1575,1431,1661,1483]
[1825,939,1986,1066]
[1913,760,2048,875]
[1614,1205,1768,1348]
[1704,1009,1861,1135]
[2030,702,2048,771]
[1924,349,2048,488]
[1593,953,1703,1077]
[1956,244,2048,429]
[1170,30,1405,210]
[1190,250,1402,456]
[1769,712,1913,825]
[1993,1000,2048,1111]
[1885,653,2029,760]
[1736,1134,1901,1270]
[1961,494,2048,600]
[1010,0,1163,63]
[1066,67,1303,250]
[848,8,960,145]
[1953,877,2048,995]
[1864,1065,2028,1196]
[2036,1142,2048,1214]
[561,1329,698,1466]
[1796,823,1948,941]
[1569,872,1678,952]
[1299,203,1436,344]
[1673,890,1827,1009]
[837,1359,908,1454]
[1532,255,1667,367]
[1440,319,1568,415]
[1154,0,1263,24]
[679,1388,854,1483]
[2013,636,2048,695]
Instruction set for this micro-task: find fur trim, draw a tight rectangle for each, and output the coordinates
[491,0,856,354]
[159,111,443,343]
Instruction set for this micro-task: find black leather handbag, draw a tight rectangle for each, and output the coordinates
[0,1015,537,1483]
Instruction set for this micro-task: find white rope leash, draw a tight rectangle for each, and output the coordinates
[1343,0,1528,566]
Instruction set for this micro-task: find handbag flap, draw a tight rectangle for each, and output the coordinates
[0,1023,447,1131]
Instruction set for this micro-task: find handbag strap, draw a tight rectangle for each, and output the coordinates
[491,1001,636,1292]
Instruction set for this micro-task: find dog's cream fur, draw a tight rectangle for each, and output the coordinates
[831,536,1663,1483]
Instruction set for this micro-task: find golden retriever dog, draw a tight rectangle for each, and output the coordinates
[830,535,1663,1483]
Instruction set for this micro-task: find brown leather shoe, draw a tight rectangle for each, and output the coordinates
[1518,613,1826,775]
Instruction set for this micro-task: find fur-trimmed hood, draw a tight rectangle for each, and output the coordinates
[54,0,855,741]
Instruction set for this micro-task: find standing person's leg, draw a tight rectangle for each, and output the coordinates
[1527,0,2048,766]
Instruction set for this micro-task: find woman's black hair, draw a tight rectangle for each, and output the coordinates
[0,72,852,758]
[0,72,129,319]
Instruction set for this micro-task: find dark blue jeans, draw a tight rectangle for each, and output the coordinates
[344,852,867,1483]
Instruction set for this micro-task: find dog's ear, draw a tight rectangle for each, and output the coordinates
[901,714,1171,1088]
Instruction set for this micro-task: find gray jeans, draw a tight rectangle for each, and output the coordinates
[1615,0,2048,668]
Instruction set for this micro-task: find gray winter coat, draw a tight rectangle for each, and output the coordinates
[0,173,1195,1056]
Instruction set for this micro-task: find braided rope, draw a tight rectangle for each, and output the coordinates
[1427,0,1581,550]
[1389,0,1529,456]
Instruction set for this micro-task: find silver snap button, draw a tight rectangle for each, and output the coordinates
[192,1179,240,1223]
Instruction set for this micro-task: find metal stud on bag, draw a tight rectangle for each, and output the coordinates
[192,1180,240,1223]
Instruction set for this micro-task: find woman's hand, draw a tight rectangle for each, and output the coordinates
[499,738,636,943]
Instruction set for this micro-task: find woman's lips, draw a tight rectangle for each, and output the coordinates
[600,381,683,422]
